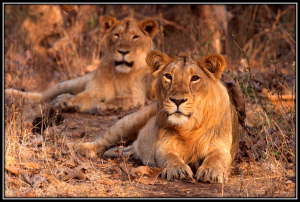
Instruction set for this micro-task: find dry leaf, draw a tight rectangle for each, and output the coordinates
[19,147,35,159]
[5,73,12,84]
[62,170,86,181]
[31,107,64,134]
[23,135,43,147]
[5,166,25,175]
[48,146,58,154]
[25,192,36,197]
[113,173,120,178]
[131,166,165,185]
[45,146,67,158]
[102,180,114,185]
[41,173,59,185]
[116,162,134,182]
[80,131,86,138]
[77,163,91,171]
[61,158,77,168]
[20,162,40,170]
[32,175,47,188]
[5,155,15,166]
[6,177,22,189]
[72,132,78,137]
[68,126,78,130]
[115,161,164,185]
[22,171,33,186]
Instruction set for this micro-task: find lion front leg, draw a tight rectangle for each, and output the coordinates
[95,96,144,113]
[195,148,232,183]
[75,101,157,158]
[73,142,100,158]
[74,123,133,158]
[95,101,119,112]
[155,146,194,181]
[51,93,77,112]
[51,90,102,114]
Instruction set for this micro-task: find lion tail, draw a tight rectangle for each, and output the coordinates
[5,89,43,102]
[103,145,136,158]
[5,71,95,102]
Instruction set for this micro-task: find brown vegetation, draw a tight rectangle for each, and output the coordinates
[4,4,296,198]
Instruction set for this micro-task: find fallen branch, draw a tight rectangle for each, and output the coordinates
[134,13,185,32]
[268,94,295,102]
[285,30,296,44]
[264,5,295,55]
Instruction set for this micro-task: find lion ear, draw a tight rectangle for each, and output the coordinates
[146,50,170,74]
[138,19,158,38]
[202,54,226,80]
[100,16,118,32]
[145,74,157,101]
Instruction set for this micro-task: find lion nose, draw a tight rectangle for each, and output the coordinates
[118,49,130,56]
[169,98,188,107]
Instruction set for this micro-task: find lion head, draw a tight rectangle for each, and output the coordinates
[146,51,229,128]
[100,16,158,74]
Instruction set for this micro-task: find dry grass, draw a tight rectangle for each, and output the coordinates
[4,4,296,198]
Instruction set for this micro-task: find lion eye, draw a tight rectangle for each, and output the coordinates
[114,33,119,38]
[133,35,139,40]
[165,74,172,80]
[191,76,200,81]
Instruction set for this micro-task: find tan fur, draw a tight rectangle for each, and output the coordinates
[75,51,239,183]
[5,16,158,114]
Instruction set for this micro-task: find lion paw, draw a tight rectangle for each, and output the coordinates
[51,94,79,112]
[93,102,118,114]
[195,165,228,183]
[161,163,193,181]
[74,142,98,158]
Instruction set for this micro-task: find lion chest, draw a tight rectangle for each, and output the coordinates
[160,130,208,164]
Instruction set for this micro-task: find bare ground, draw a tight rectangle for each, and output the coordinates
[4,100,296,198]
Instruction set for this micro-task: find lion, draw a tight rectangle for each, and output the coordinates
[74,50,240,183]
[5,16,158,114]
